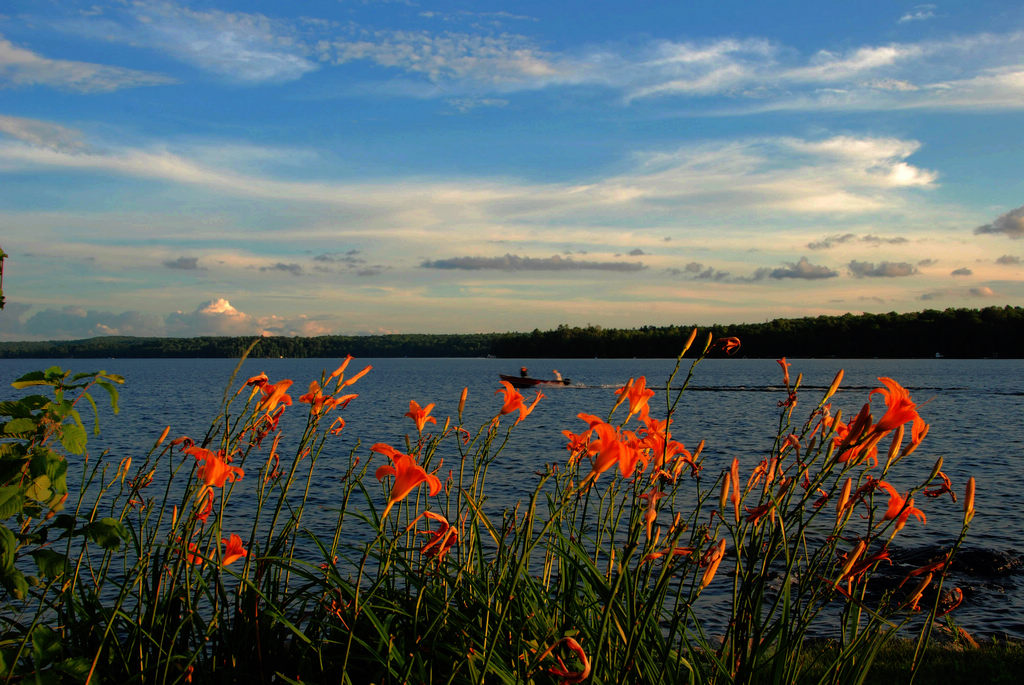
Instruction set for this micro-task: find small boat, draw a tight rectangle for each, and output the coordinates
[499,373,571,388]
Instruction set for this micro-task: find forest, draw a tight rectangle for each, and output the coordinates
[0,306,1021,359]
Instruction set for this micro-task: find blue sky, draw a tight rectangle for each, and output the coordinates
[1,0,1022,340]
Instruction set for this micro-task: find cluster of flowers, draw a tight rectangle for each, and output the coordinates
[146,343,973,682]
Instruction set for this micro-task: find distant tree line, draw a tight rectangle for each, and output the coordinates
[0,306,1021,359]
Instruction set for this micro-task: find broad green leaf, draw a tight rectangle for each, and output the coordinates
[0,566,28,600]
[47,400,68,421]
[30,447,65,482]
[43,366,66,381]
[2,418,35,434]
[0,525,16,569]
[96,380,121,414]
[24,475,51,502]
[31,625,63,665]
[100,372,125,385]
[0,487,23,520]
[59,423,87,455]
[45,457,67,488]
[30,549,66,578]
[11,371,48,388]
[55,657,91,681]
[0,396,48,416]
[85,517,128,550]
[79,394,100,434]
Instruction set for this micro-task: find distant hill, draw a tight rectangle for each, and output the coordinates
[0,306,1021,359]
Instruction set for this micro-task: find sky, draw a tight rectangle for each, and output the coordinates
[0,0,1022,340]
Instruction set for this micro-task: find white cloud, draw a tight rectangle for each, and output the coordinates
[166,298,255,336]
[29,3,1024,113]
[0,114,86,152]
[46,1,317,83]
[0,119,939,241]
[325,29,560,86]
[899,5,937,23]
[783,44,924,84]
[0,34,174,92]
[617,32,1024,113]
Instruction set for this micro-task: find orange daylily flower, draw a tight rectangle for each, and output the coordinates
[638,414,692,473]
[177,538,204,565]
[372,443,442,520]
[494,381,543,424]
[777,357,792,387]
[185,446,244,488]
[877,480,926,531]
[258,379,293,413]
[195,488,214,523]
[410,510,459,561]
[562,428,592,459]
[583,421,644,481]
[715,337,741,355]
[745,503,775,526]
[924,471,956,501]
[536,637,591,685]
[244,372,269,388]
[614,376,655,422]
[870,377,921,434]
[898,554,950,589]
[221,533,248,566]
[298,380,357,416]
[405,400,438,433]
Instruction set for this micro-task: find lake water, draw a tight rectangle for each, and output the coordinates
[2,356,1021,637]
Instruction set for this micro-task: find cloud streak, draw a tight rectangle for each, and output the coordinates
[0,34,174,92]
[47,2,317,83]
[421,254,646,271]
[0,118,939,228]
[807,232,909,249]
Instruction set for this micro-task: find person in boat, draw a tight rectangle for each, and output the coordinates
[552,370,562,381]
[520,366,529,378]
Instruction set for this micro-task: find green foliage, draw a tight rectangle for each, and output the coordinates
[0,364,127,671]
